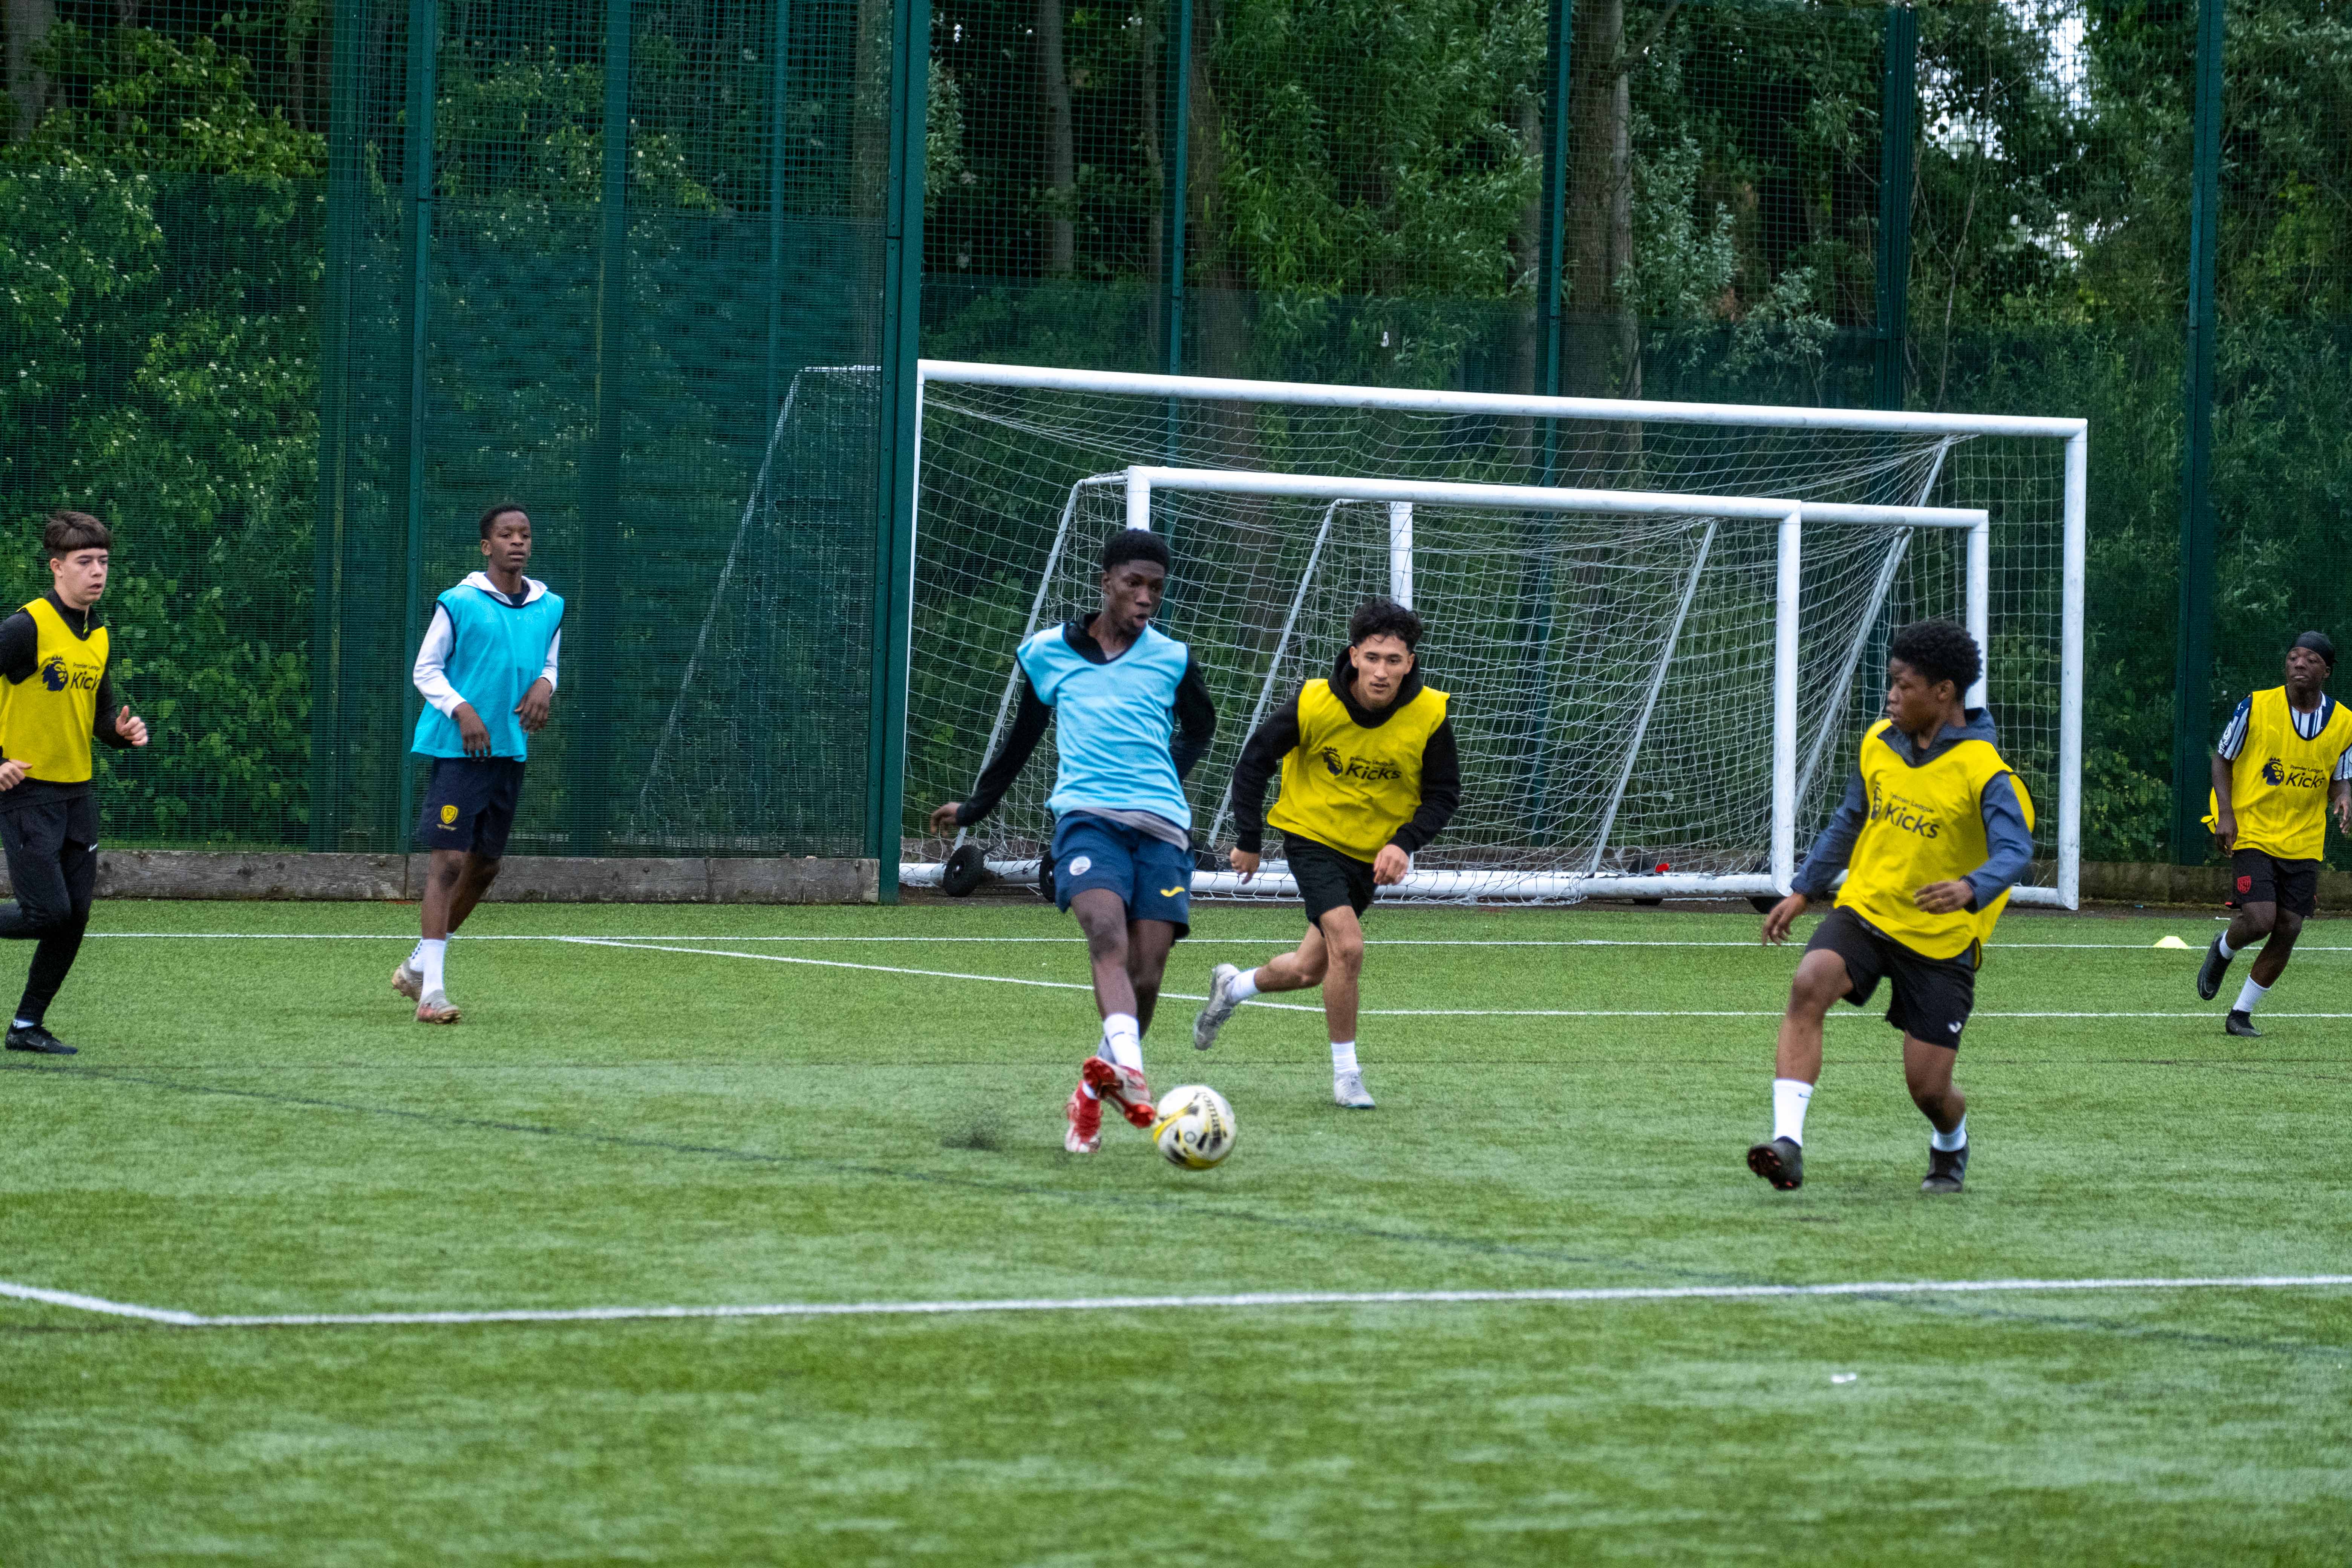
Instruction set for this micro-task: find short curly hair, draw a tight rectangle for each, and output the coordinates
[1348,597,1422,650]
[1100,528,1171,574]
[1889,619,1981,696]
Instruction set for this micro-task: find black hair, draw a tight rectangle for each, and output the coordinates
[1348,597,1423,651]
[1100,528,1171,574]
[1888,619,1981,697]
[478,501,529,539]
[44,510,111,557]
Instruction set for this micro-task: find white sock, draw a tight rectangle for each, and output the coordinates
[1772,1078,1813,1145]
[2234,977,2269,1015]
[1101,1012,1142,1072]
[1331,1039,1358,1075]
[416,938,447,996]
[1229,968,1261,1001]
[2216,933,2237,961]
[1930,1115,1968,1152]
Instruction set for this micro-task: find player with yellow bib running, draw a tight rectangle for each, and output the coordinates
[1750,622,2034,1195]
[1192,599,1461,1109]
[0,512,152,1056]
[2195,632,2352,1037]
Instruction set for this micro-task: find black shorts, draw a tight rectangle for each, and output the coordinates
[413,757,526,859]
[1806,905,1978,1049]
[2230,848,2318,919]
[1286,835,1377,930]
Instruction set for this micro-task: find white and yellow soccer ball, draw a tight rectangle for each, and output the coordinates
[1150,1084,1235,1171]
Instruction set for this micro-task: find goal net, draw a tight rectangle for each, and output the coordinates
[641,362,2084,904]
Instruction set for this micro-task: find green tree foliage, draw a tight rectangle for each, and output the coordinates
[0,21,323,844]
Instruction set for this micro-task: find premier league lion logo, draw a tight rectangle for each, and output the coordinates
[38,656,67,692]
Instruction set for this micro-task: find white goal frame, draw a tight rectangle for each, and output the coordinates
[906,361,2087,907]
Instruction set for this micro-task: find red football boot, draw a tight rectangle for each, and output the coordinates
[1082,1055,1156,1130]
[1064,1077,1104,1153]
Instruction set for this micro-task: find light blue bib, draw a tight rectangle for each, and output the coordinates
[1018,622,1194,830]
[411,579,565,760]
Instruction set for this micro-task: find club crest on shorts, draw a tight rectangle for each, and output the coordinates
[440,804,459,826]
[2238,875,2253,893]
[1067,855,1092,876]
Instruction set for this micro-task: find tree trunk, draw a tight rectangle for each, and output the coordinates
[1566,0,1632,401]
[1037,0,1074,276]
[1511,92,1544,402]
[5,0,52,143]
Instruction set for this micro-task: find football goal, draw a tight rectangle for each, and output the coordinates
[645,361,2085,905]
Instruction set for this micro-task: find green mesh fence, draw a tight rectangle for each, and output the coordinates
[0,0,2346,866]
[309,0,889,856]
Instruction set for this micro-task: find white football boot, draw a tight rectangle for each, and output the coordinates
[1193,963,1246,1051]
[1332,1069,1375,1109]
[392,959,424,1002]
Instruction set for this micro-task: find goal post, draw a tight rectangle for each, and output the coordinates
[922,464,1996,902]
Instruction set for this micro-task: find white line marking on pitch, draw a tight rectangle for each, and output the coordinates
[6,1274,2347,1330]
[81,934,2352,953]
[543,940,2352,1021]
[69,934,2352,1020]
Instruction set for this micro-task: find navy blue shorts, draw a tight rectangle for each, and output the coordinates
[414,756,526,859]
[1050,814,1192,936]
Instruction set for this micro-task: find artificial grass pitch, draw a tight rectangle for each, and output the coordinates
[1,897,2347,1564]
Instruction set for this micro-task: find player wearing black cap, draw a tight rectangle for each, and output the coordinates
[2197,632,2352,1035]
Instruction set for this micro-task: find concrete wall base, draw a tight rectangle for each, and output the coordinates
[3,851,880,904]
[2076,859,2352,909]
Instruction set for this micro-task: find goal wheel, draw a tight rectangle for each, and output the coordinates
[1748,894,1779,914]
[943,843,989,897]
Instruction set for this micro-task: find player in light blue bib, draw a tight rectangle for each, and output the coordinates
[930,530,1217,1153]
[394,503,565,1024]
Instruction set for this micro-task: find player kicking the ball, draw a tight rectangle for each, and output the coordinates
[1750,620,2033,1195]
[2195,632,2351,1037]
[929,530,1217,1153]
[1191,598,1459,1109]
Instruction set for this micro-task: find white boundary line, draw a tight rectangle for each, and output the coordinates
[80,933,2352,953]
[5,1274,2346,1330]
[529,939,2352,1020]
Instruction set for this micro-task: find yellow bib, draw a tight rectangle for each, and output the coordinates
[1267,678,1449,863]
[1835,720,2035,961]
[2203,687,2352,861]
[0,599,107,784]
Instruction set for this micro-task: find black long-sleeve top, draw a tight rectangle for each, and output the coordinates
[955,618,1219,828]
[1229,648,1462,856]
[0,590,135,807]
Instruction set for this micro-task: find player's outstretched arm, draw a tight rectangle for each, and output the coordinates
[1771,769,1865,943]
[940,671,1051,832]
[1225,690,1304,880]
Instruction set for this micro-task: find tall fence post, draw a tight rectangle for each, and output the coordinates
[312,0,366,850]
[2170,0,2224,862]
[765,0,794,420]
[571,0,631,855]
[394,0,439,851]
[1159,0,1192,378]
[869,0,929,901]
[1873,2,1916,414]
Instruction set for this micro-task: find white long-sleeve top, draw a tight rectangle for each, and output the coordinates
[412,571,562,718]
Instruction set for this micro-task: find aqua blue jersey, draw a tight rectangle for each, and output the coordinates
[1017,622,1196,830]
[411,576,565,760]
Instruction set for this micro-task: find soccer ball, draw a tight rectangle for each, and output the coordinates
[1150,1084,1235,1171]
